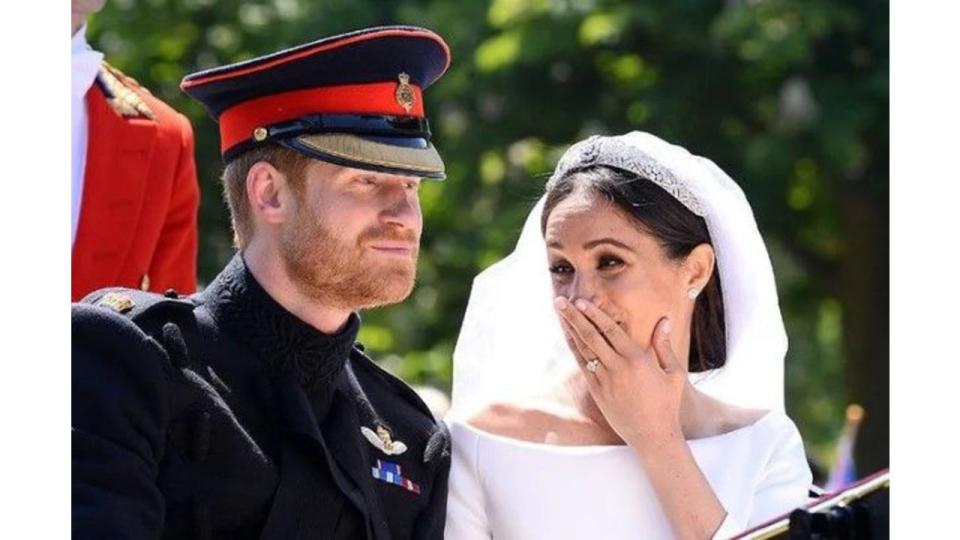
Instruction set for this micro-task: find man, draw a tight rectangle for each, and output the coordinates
[73,26,452,539]
[71,0,200,300]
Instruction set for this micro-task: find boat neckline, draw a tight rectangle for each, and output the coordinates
[447,410,776,453]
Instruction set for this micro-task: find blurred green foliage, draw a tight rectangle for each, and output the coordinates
[89,0,888,475]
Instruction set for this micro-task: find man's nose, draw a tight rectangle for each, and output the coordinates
[379,186,421,231]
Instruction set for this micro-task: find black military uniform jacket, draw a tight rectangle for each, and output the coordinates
[72,255,451,539]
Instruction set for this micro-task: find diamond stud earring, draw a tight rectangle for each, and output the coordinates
[687,287,700,300]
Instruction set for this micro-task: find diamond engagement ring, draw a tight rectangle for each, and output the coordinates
[586,358,601,373]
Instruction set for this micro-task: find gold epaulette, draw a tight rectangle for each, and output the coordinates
[98,62,156,120]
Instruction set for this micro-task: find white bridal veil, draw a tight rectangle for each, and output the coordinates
[449,131,788,419]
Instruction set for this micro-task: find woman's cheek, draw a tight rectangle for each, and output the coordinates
[615,284,664,350]
[627,317,656,349]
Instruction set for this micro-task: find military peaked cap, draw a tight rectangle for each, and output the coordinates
[181,26,451,178]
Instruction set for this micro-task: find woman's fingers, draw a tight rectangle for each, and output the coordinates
[571,299,641,357]
[554,297,622,370]
[651,317,682,374]
[557,315,588,363]
[559,317,607,388]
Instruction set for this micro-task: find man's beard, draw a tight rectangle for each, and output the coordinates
[279,203,419,310]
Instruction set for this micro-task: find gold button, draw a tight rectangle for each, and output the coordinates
[140,274,151,291]
[253,127,268,142]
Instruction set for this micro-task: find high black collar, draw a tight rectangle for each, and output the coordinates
[200,254,360,392]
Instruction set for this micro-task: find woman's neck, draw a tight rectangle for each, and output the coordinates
[559,371,709,440]
[560,372,610,429]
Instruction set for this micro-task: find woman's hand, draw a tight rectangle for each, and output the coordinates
[554,296,686,452]
[555,296,729,538]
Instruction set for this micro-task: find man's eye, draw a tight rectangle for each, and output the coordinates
[359,176,377,186]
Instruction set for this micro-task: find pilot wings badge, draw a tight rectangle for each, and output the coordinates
[361,425,408,456]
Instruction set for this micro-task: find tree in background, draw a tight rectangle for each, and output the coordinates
[90,0,888,477]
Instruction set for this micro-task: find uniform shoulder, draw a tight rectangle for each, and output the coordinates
[101,62,149,93]
[77,287,196,325]
[73,288,205,406]
[74,287,198,363]
[97,62,156,119]
[98,62,189,129]
[73,289,193,388]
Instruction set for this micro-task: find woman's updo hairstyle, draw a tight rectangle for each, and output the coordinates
[540,165,726,372]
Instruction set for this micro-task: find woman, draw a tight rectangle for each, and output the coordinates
[445,132,812,539]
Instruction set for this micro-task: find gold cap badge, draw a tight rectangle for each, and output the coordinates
[253,127,268,142]
[395,73,415,113]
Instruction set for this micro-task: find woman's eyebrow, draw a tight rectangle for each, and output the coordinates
[582,237,632,250]
[547,238,633,250]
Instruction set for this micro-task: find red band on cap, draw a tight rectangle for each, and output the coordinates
[218,81,424,153]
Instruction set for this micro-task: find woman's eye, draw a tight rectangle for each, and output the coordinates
[598,255,624,269]
[548,262,573,275]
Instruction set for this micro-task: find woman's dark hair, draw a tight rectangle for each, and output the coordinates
[541,165,726,372]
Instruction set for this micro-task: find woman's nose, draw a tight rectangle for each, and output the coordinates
[568,274,599,304]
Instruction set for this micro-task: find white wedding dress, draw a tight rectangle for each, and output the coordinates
[447,132,815,539]
[444,410,812,539]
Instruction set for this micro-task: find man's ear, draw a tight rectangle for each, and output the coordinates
[246,161,292,226]
[682,243,716,292]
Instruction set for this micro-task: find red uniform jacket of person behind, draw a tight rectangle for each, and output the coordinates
[72,64,200,301]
